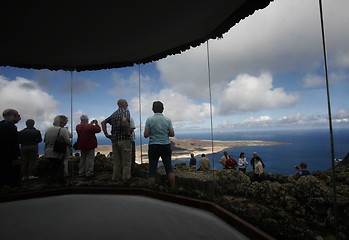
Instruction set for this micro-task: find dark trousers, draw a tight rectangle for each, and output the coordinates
[148,144,172,178]
[47,158,65,185]
[0,163,21,187]
[131,141,136,176]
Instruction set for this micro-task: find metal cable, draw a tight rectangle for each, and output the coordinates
[138,65,144,170]
[206,40,216,191]
[70,71,74,180]
[318,0,338,238]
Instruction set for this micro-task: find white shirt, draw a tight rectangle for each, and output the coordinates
[238,157,248,168]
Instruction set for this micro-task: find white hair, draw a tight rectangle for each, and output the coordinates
[53,115,68,127]
[80,115,89,122]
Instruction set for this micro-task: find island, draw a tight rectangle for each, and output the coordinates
[95,138,286,163]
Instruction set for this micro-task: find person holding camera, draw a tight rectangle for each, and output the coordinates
[76,115,101,178]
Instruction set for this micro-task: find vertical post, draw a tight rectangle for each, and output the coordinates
[138,65,143,165]
[318,0,338,238]
[70,71,74,179]
[206,40,216,192]
[70,71,73,147]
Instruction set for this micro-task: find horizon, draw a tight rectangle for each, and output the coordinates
[1,0,349,136]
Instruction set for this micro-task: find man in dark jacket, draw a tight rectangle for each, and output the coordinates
[0,109,21,187]
[19,119,42,180]
[250,152,265,171]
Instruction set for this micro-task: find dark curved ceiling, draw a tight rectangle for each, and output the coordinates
[0,0,273,71]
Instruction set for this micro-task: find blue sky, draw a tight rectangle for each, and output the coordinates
[1,0,349,138]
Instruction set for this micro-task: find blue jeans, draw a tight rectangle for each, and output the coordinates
[148,144,173,177]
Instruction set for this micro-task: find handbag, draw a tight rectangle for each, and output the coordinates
[53,128,66,153]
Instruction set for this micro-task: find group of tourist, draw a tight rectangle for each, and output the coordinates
[1,101,312,189]
[0,99,176,188]
[190,151,265,179]
[190,150,311,182]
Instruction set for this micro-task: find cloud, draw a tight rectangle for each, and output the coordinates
[130,88,212,125]
[156,0,349,98]
[109,71,153,96]
[33,69,55,88]
[303,74,324,88]
[0,75,58,123]
[240,115,272,127]
[61,77,99,94]
[218,110,349,129]
[333,109,349,123]
[217,73,300,115]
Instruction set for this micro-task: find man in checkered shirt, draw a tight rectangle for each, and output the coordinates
[101,99,132,182]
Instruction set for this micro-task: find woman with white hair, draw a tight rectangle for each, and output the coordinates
[44,115,71,186]
[76,115,101,178]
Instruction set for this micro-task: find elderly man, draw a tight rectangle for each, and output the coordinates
[0,109,22,187]
[76,115,101,178]
[144,101,175,188]
[101,99,132,183]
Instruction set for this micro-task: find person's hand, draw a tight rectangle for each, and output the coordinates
[105,133,113,139]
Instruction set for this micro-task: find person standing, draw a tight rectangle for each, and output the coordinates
[19,119,42,180]
[144,101,175,188]
[225,155,238,170]
[101,99,132,183]
[189,153,196,168]
[238,152,248,173]
[76,115,101,178]
[44,115,71,187]
[250,152,265,171]
[254,157,264,182]
[0,109,21,187]
[220,151,229,169]
[199,153,211,171]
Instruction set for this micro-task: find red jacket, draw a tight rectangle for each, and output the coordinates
[225,158,238,170]
[76,123,101,150]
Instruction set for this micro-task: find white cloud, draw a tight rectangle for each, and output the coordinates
[218,110,349,130]
[240,115,272,127]
[156,0,349,98]
[70,78,99,94]
[217,73,299,115]
[333,109,349,123]
[0,75,58,123]
[303,74,324,88]
[130,88,212,125]
[109,71,152,96]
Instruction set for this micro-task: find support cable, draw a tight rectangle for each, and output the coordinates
[206,40,216,191]
[138,65,144,168]
[70,71,74,180]
[318,0,338,238]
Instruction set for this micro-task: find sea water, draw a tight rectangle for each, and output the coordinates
[38,128,349,175]
[171,128,349,175]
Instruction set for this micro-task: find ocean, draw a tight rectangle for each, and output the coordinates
[170,128,349,175]
[38,128,349,175]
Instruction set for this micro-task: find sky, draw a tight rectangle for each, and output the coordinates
[1,0,349,139]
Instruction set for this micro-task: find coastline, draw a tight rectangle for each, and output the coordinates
[95,138,286,163]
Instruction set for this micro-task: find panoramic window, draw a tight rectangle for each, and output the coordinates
[0,1,348,239]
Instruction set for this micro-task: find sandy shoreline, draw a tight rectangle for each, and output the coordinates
[95,138,286,164]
